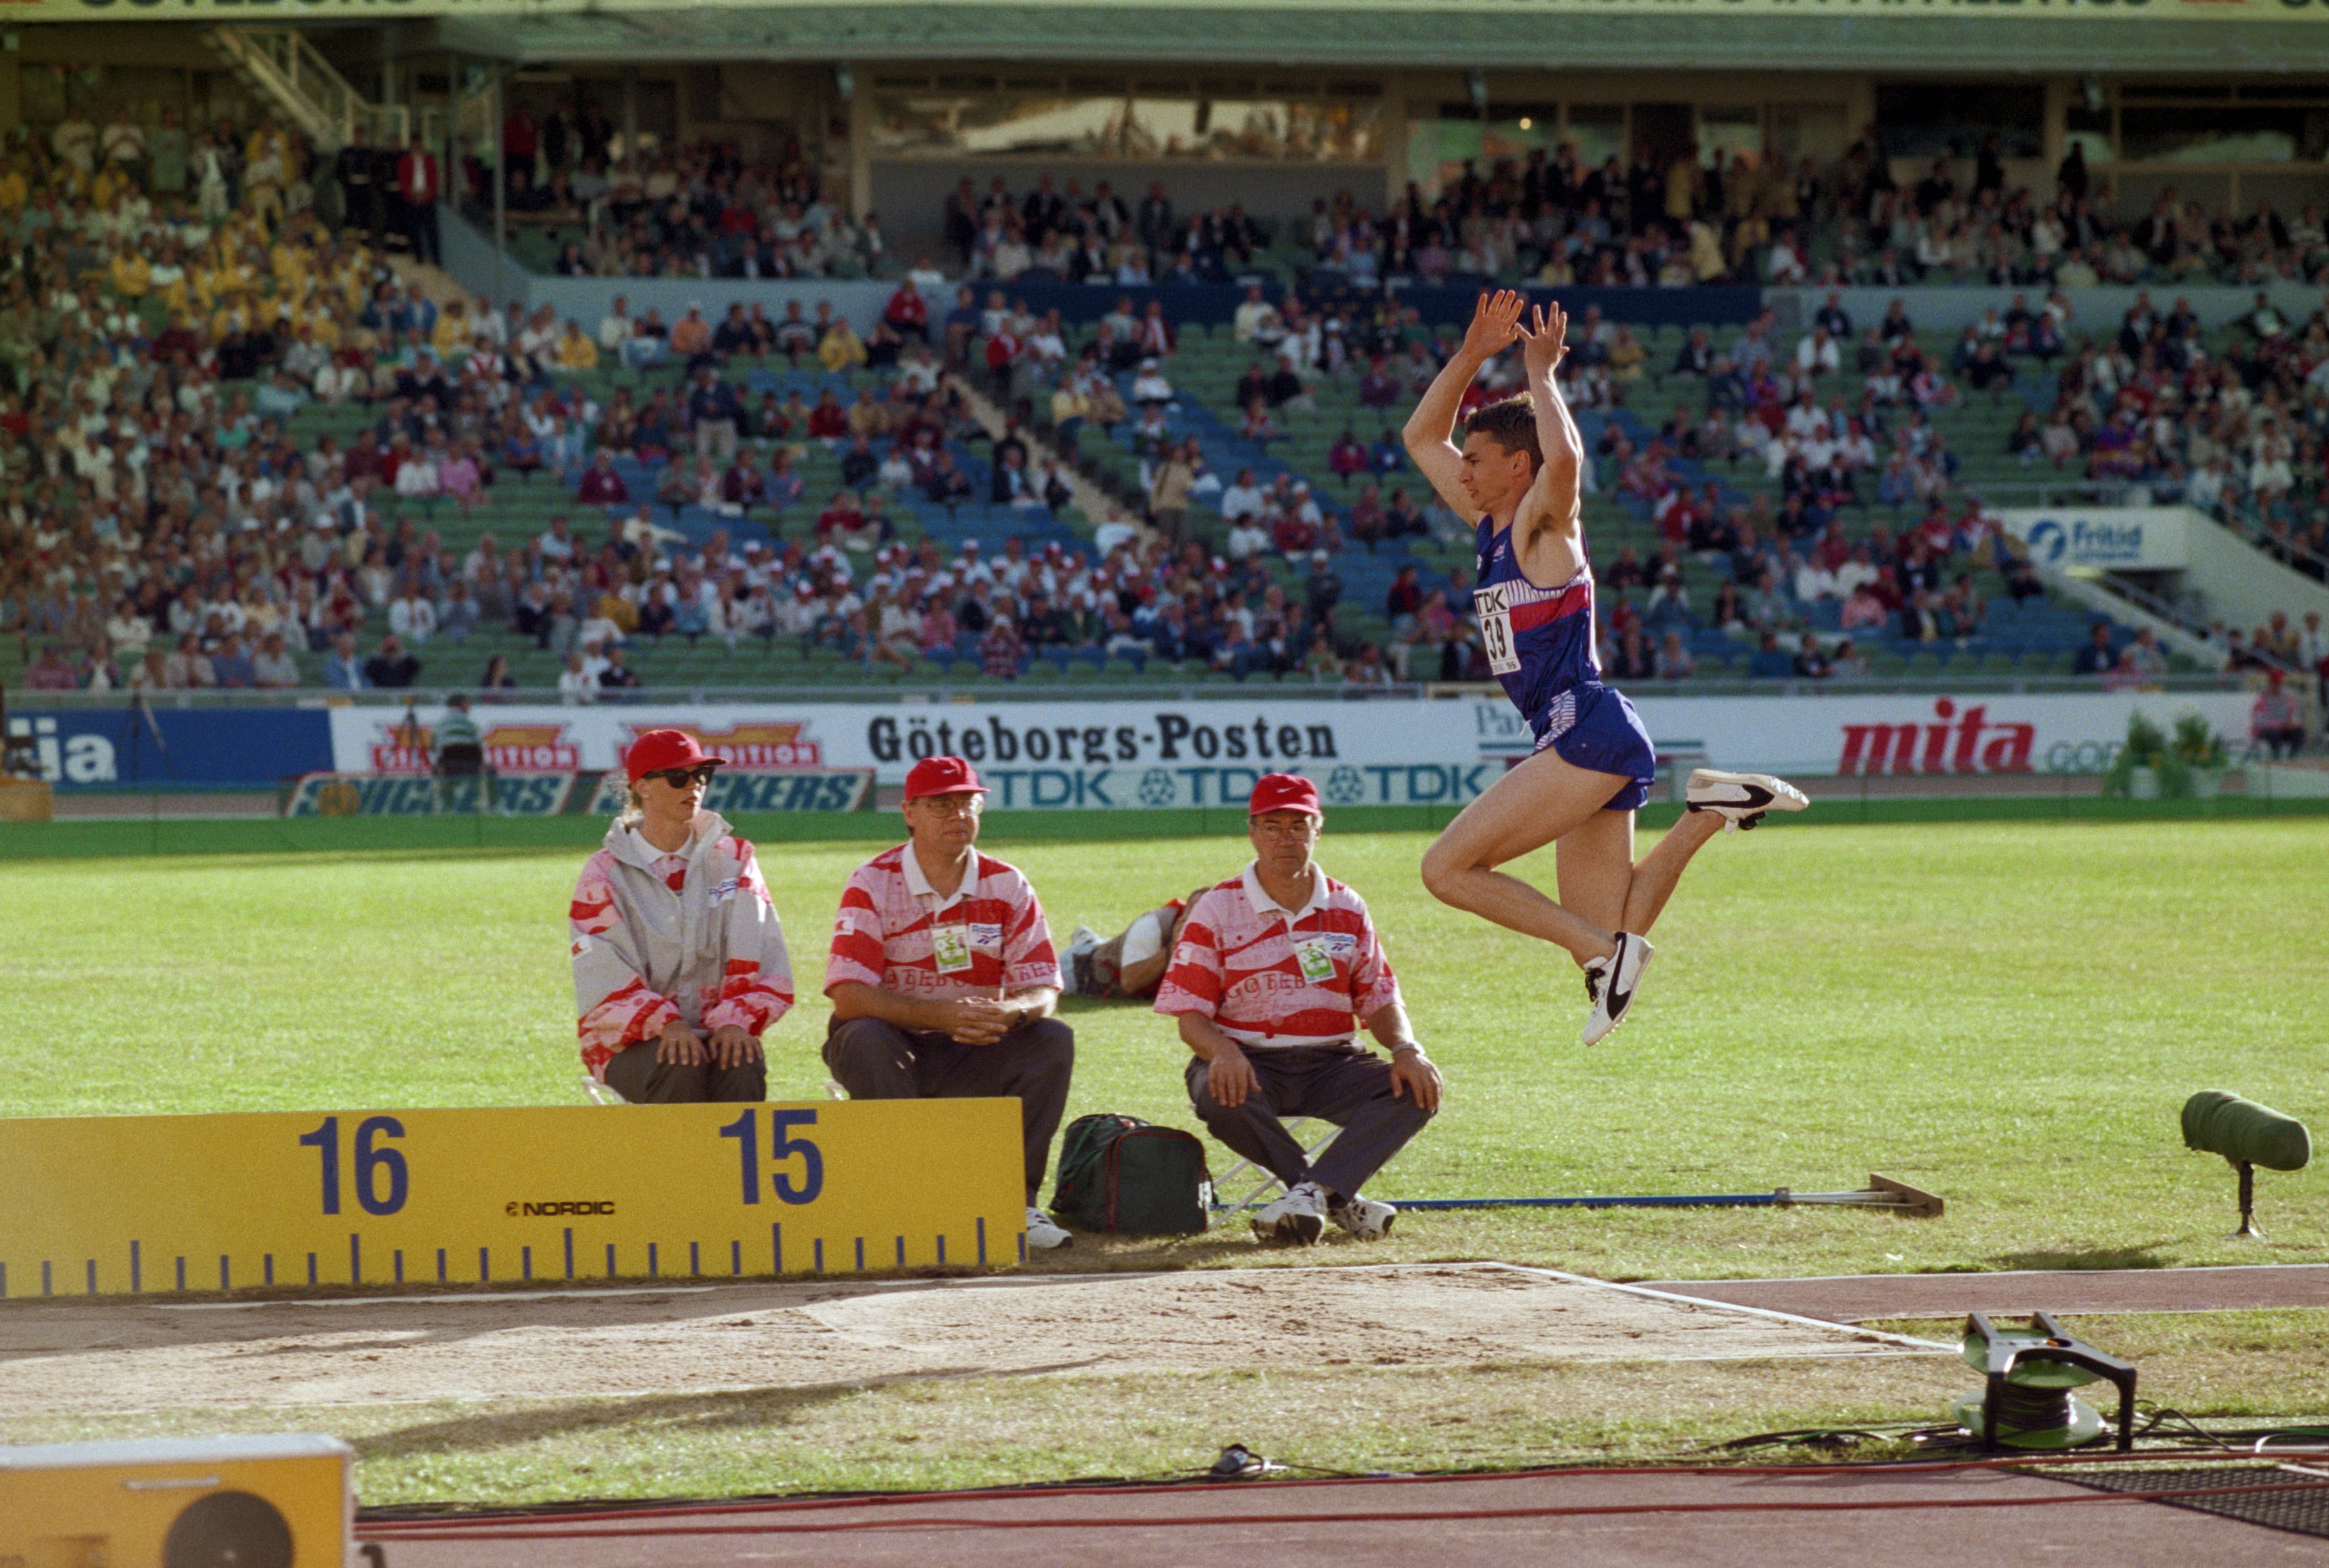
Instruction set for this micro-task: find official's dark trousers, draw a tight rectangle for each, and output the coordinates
[825,1016,1074,1202]
[1186,1041,1431,1201]
[340,185,380,248]
[602,1044,765,1104]
[406,201,441,265]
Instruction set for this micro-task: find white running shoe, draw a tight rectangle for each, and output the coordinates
[1025,1206,1074,1251]
[1581,931,1655,1047]
[1251,1180,1328,1245]
[1684,768,1809,831]
[1329,1192,1397,1240]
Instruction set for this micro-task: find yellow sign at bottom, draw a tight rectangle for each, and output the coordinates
[0,1100,1025,1297]
[1,1434,352,1568]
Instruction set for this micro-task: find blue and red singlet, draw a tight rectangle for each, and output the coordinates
[1473,515,1658,811]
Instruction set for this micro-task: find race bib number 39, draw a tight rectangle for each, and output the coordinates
[1475,583,1520,676]
[931,923,973,974]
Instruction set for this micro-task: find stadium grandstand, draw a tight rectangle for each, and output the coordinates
[0,3,2324,740]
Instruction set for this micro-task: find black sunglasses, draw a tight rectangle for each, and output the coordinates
[644,764,720,787]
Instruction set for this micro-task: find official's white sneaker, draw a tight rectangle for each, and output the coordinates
[1684,769,1809,831]
[1025,1206,1074,1251]
[1329,1192,1397,1240]
[1251,1180,1327,1245]
[1581,932,1655,1047]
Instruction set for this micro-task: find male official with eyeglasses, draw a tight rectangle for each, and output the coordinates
[1155,773,1443,1245]
[570,730,794,1104]
[824,756,1078,1251]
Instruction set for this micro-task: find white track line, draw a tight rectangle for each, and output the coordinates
[1476,1263,1957,1353]
[1646,1263,2329,1284]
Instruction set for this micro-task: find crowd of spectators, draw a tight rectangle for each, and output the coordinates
[858,270,2323,699]
[0,108,455,696]
[0,98,2318,732]
[1993,287,2329,579]
[466,102,887,282]
[940,131,2329,294]
[0,101,1415,700]
[516,524,1400,697]
[1468,282,2326,690]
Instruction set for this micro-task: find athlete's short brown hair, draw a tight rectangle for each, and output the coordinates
[1463,394,1542,474]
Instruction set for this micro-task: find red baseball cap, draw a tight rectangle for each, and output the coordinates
[625,729,722,782]
[1249,772,1321,818]
[904,755,986,800]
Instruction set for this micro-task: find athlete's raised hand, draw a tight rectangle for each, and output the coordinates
[1460,289,1527,362]
[1518,302,1569,382]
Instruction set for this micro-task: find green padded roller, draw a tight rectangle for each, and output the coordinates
[2182,1090,2312,1172]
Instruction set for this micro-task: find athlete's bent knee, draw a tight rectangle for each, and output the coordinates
[1418,835,1475,904]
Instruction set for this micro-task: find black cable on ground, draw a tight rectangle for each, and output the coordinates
[356,1463,1219,1524]
[1702,1423,1962,1455]
[1702,1410,2329,1460]
[2130,1406,2329,1450]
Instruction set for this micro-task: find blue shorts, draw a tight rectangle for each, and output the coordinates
[1530,682,1657,812]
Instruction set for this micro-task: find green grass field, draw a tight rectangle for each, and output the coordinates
[4,816,2326,1501]
[3,817,2323,1280]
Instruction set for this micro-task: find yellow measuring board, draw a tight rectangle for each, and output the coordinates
[0,1100,1026,1298]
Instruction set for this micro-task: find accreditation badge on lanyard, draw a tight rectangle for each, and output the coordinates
[931,921,974,974]
[1292,933,1337,983]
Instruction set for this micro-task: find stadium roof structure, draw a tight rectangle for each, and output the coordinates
[421,3,2329,73]
[41,0,2329,73]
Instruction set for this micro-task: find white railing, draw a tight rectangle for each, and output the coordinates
[2218,495,2329,585]
[208,28,407,151]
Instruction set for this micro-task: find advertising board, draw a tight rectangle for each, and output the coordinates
[321,691,2259,807]
[4,706,331,789]
[1995,507,2193,572]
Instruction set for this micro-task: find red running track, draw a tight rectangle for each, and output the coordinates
[361,1461,2329,1567]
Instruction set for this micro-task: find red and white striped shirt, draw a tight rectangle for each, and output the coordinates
[1153,862,1401,1048]
[825,843,1060,1002]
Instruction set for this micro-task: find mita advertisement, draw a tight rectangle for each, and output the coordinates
[308,690,2257,809]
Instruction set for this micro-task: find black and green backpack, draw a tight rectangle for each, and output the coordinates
[1049,1114,1212,1236]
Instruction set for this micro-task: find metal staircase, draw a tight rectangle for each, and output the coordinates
[206,28,438,151]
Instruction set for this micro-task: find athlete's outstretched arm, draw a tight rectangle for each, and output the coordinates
[1513,304,1584,557]
[1401,289,1523,516]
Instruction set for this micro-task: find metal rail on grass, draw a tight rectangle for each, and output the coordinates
[1366,1175,1945,1217]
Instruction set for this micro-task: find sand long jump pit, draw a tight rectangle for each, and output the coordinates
[0,1263,1945,1416]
